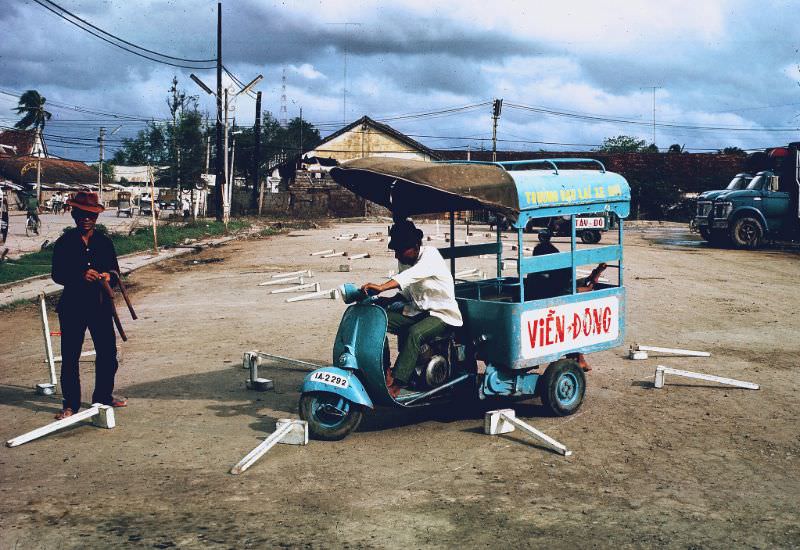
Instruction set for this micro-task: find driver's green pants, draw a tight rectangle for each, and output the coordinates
[387,311,448,385]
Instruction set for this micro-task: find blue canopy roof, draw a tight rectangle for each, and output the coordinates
[330,157,631,222]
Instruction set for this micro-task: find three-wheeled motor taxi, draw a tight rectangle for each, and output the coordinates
[299,157,631,440]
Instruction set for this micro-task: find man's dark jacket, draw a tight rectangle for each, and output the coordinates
[51,228,119,314]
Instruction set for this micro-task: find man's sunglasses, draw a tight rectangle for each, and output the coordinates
[72,210,99,220]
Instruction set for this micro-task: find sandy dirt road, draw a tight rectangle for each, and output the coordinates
[0,221,798,549]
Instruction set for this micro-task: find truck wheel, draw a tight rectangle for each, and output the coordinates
[580,230,602,244]
[731,216,763,249]
[299,392,363,441]
[538,359,585,416]
[698,227,711,241]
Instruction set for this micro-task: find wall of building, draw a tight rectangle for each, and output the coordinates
[258,171,391,219]
[308,124,435,162]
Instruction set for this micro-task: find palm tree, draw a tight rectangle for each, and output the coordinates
[13,90,51,157]
[14,90,51,131]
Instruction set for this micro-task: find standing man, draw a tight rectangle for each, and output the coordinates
[51,192,127,419]
[181,194,191,222]
[360,220,463,397]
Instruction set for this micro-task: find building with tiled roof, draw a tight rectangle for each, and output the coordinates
[0,129,46,158]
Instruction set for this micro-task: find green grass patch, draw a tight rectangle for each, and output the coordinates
[0,220,250,286]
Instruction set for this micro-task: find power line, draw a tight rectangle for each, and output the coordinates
[32,0,215,70]
[505,101,800,133]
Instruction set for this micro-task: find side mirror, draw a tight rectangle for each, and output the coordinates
[769,176,780,192]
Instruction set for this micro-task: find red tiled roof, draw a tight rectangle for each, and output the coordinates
[0,129,37,157]
[0,155,96,185]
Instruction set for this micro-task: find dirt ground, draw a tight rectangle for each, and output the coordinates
[0,220,798,549]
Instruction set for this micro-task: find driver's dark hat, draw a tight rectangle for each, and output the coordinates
[388,220,423,251]
[66,191,104,214]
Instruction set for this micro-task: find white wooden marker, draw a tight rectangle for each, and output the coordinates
[654,365,759,390]
[6,404,115,448]
[321,251,347,258]
[258,275,306,287]
[348,253,370,260]
[484,409,573,456]
[455,268,479,277]
[310,249,334,256]
[636,344,710,357]
[270,282,321,294]
[38,292,58,394]
[270,270,311,279]
[286,288,340,303]
[230,419,308,474]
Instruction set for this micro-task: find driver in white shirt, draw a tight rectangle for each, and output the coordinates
[361,220,463,397]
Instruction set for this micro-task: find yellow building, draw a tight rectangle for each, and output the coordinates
[304,116,441,164]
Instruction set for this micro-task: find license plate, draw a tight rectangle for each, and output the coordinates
[576,217,605,229]
[311,371,349,389]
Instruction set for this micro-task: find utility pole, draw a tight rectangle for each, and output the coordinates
[252,91,261,210]
[328,22,362,123]
[98,126,105,202]
[299,106,303,156]
[491,98,503,163]
[215,2,223,222]
[223,88,229,225]
[642,86,661,148]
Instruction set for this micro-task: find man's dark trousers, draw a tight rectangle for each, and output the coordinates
[58,306,118,412]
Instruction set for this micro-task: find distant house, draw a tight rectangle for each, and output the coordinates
[0,129,97,206]
[303,116,441,163]
[0,129,47,158]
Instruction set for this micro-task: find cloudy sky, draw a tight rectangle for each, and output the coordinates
[2,0,799,162]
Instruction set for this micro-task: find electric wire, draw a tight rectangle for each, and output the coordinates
[32,0,215,70]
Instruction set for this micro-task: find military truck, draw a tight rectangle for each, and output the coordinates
[693,173,752,241]
[694,144,800,248]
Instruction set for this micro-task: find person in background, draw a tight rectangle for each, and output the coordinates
[181,195,191,222]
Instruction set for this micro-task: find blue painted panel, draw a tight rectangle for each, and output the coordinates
[301,367,374,409]
[458,286,626,370]
[332,304,395,406]
[508,169,631,219]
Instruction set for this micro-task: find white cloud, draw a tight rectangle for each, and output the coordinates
[290,64,325,80]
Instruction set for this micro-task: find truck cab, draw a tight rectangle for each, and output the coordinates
[698,144,800,248]
[694,173,752,240]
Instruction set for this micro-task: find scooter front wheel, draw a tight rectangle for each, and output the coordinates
[299,391,364,441]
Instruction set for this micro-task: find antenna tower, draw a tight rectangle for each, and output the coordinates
[280,68,288,127]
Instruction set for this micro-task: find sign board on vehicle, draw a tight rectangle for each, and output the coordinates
[576,217,605,229]
[520,295,620,360]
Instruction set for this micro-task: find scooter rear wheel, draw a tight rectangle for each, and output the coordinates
[299,391,364,441]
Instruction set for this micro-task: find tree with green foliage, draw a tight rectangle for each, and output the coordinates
[112,77,205,190]
[91,162,115,183]
[718,146,745,155]
[13,90,52,132]
[597,135,647,153]
[667,144,684,153]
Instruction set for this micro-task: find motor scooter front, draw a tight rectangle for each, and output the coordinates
[299,284,403,440]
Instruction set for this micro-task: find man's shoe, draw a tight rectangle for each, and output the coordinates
[387,383,403,399]
[110,397,128,408]
[55,408,74,420]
